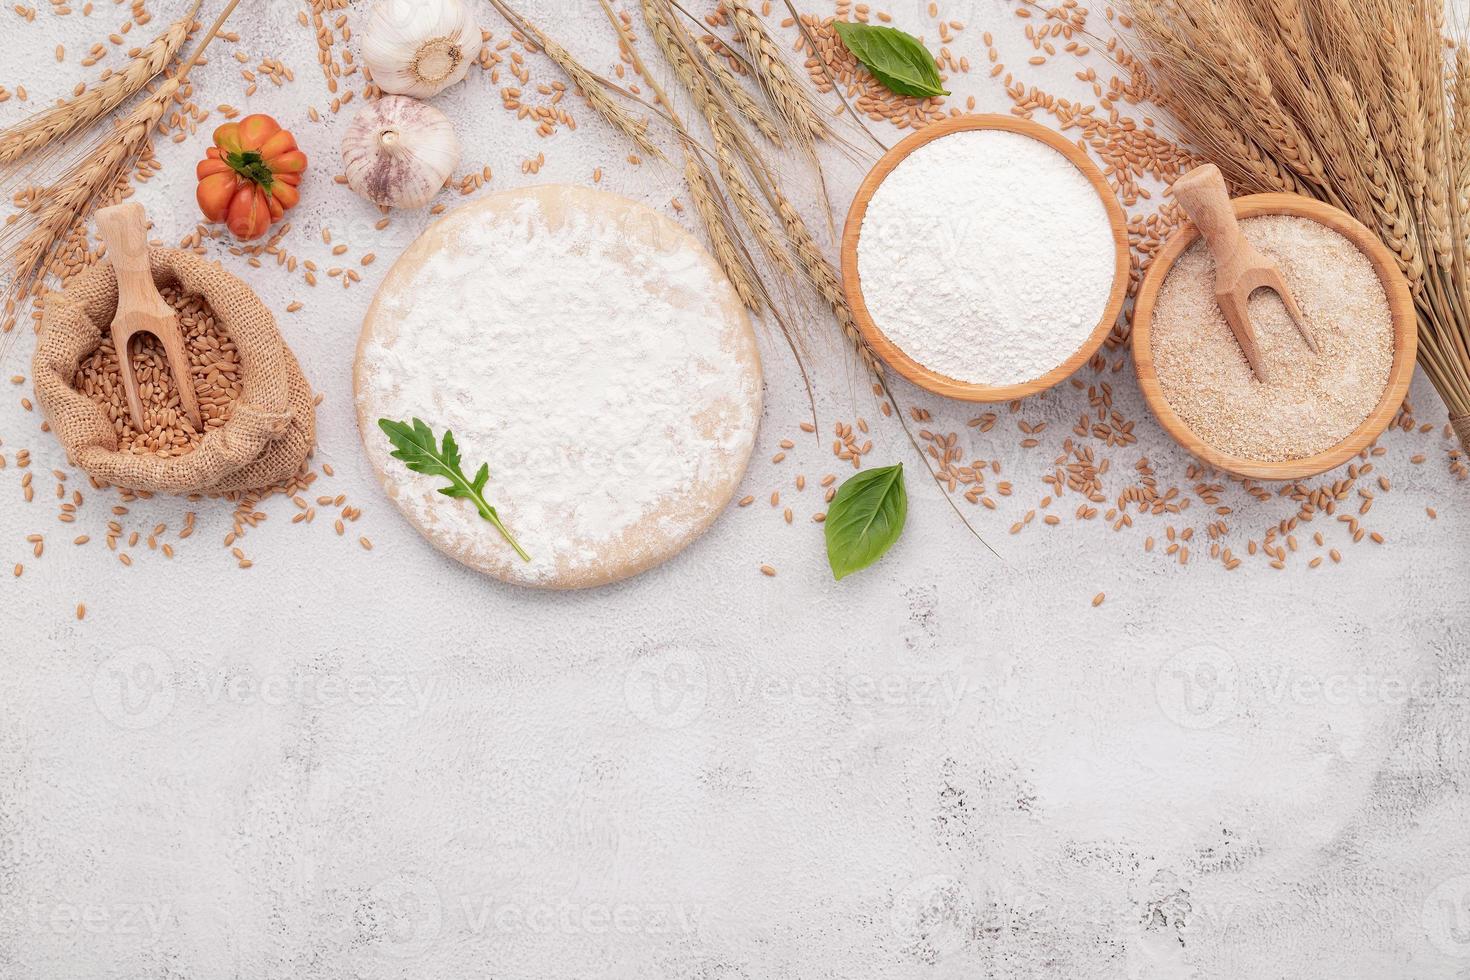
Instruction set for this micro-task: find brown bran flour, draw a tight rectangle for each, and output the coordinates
[1150,215,1393,462]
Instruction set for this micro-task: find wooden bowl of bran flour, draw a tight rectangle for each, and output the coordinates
[1133,193,1416,480]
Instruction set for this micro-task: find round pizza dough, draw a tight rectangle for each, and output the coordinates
[354,185,763,590]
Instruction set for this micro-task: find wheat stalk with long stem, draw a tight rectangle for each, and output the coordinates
[646,2,839,336]
[639,0,992,545]
[683,147,762,313]
[1,0,240,359]
[640,0,798,282]
[595,0,820,415]
[0,0,201,171]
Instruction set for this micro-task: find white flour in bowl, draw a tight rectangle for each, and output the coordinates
[856,128,1118,386]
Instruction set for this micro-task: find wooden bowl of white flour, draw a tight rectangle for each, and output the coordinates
[841,115,1130,402]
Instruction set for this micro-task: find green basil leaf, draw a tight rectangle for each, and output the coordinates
[833,22,948,99]
[824,463,907,580]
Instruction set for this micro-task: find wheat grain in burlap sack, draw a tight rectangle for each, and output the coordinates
[31,248,314,495]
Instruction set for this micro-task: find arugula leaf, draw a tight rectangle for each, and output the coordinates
[824,463,907,580]
[377,417,531,562]
[833,22,949,99]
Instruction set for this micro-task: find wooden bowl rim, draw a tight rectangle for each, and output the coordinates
[1131,193,1418,481]
[840,114,1132,403]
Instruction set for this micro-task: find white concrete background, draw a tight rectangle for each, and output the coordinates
[3,1,1470,977]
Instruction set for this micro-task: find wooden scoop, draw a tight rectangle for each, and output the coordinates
[1171,164,1318,383]
[95,202,202,434]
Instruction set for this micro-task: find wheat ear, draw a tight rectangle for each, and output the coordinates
[640,0,707,100]
[1251,0,1371,217]
[1309,0,1391,144]
[1376,17,1429,206]
[695,36,783,145]
[683,139,820,418]
[1215,8,1336,200]
[772,193,872,366]
[708,124,795,278]
[728,0,830,149]
[2,0,239,356]
[1451,45,1470,229]
[0,0,199,169]
[1326,73,1425,289]
[683,150,761,313]
[538,32,664,162]
[1401,0,1453,269]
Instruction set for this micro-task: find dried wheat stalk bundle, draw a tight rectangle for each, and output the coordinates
[1126,0,1470,453]
[0,0,200,170]
[0,0,238,359]
[0,79,178,355]
[641,0,799,278]
[8,83,176,286]
[491,0,986,546]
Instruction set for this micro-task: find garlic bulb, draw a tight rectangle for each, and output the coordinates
[362,0,479,99]
[342,96,460,210]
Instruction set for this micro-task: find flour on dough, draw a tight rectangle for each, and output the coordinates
[356,187,762,589]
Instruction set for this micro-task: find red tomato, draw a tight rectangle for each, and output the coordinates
[193,114,307,241]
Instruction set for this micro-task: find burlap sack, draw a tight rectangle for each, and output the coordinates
[32,248,315,495]
[1454,413,1470,456]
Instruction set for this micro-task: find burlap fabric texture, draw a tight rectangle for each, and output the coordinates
[1453,413,1470,456]
[32,248,314,495]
